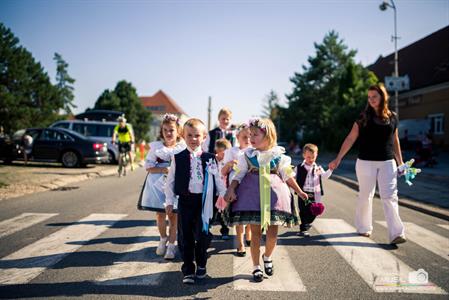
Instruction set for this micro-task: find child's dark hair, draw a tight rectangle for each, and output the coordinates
[158,113,182,141]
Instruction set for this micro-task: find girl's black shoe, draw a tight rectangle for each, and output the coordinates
[245,240,251,247]
[252,269,263,282]
[263,255,274,276]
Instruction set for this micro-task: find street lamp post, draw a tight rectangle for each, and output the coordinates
[379,0,399,117]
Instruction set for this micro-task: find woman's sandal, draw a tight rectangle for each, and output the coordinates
[252,269,263,282]
[263,255,274,276]
[245,240,251,247]
[236,249,246,257]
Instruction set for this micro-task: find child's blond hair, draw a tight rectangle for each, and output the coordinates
[183,118,207,136]
[218,108,232,119]
[215,138,232,151]
[249,118,277,149]
[303,143,318,154]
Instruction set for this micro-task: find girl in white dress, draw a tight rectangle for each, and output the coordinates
[221,123,252,256]
[138,114,185,259]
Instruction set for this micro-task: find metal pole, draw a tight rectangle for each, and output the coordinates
[392,0,399,117]
[207,96,212,131]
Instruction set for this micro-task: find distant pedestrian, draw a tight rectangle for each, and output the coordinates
[139,140,146,162]
[22,134,33,165]
[329,84,406,245]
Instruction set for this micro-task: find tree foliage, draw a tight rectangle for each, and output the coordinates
[262,90,280,119]
[54,52,76,114]
[280,31,378,150]
[0,23,76,134]
[94,80,152,140]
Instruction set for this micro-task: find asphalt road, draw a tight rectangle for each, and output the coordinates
[0,167,448,299]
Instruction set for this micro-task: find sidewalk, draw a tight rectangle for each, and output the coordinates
[0,162,120,200]
[292,151,449,220]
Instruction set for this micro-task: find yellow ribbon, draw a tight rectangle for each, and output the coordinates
[259,163,271,232]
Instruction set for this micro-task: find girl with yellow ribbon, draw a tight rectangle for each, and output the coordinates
[224,118,308,283]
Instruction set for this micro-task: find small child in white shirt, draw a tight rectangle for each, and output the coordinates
[294,143,332,237]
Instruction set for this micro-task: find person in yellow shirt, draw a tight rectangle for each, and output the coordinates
[112,116,135,171]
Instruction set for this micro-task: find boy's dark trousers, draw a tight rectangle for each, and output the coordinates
[177,193,212,276]
[213,207,229,236]
[298,193,316,232]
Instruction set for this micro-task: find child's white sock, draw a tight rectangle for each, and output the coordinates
[253,265,261,271]
[263,254,272,261]
[160,237,167,243]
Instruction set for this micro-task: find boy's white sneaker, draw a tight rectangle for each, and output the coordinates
[156,238,167,256]
[164,243,176,260]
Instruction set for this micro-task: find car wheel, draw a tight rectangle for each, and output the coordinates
[61,151,80,168]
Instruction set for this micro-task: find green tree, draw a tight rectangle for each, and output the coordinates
[94,89,121,110]
[282,31,378,150]
[54,52,76,114]
[0,22,62,134]
[261,90,280,119]
[94,80,152,140]
[261,90,284,139]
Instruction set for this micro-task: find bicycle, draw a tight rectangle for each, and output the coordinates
[116,142,132,177]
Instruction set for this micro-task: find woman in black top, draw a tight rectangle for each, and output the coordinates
[329,84,406,245]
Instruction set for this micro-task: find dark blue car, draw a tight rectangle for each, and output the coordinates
[2,128,108,167]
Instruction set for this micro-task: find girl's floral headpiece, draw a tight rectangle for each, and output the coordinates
[162,113,180,125]
[248,117,267,132]
[236,123,249,134]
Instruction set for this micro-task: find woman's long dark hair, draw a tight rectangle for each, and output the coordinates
[359,84,393,126]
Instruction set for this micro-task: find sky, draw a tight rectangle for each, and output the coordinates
[1,0,448,125]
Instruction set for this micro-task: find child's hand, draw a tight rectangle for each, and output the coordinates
[225,160,237,169]
[225,188,237,203]
[298,191,309,201]
[162,167,170,174]
[328,159,340,171]
[165,205,173,215]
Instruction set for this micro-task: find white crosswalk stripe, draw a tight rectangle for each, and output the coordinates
[0,213,126,285]
[0,213,58,239]
[437,224,449,231]
[313,218,447,294]
[233,244,306,292]
[377,221,449,261]
[0,215,448,294]
[96,226,177,285]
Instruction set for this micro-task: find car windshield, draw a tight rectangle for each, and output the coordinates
[59,128,86,140]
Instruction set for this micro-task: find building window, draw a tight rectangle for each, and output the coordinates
[428,113,444,135]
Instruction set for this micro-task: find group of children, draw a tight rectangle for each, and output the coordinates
[137,108,332,284]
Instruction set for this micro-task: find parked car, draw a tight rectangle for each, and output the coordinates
[50,120,133,164]
[1,128,108,167]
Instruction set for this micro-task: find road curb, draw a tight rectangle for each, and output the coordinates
[0,164,138,201]
[331,174,449,221]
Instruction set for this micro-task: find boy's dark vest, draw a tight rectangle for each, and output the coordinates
[208,127,235,153]
[174,149,217,196]
[296,165,324,196]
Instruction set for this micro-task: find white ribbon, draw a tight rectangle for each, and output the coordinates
[202,158,219,232]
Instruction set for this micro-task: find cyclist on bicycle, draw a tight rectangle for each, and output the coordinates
[112,116,135,171]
